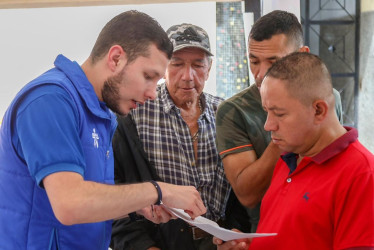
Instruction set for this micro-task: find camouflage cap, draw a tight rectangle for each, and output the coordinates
[166,23,213,56]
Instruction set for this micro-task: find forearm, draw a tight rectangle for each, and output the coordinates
[76,182,157,223]
[44,171,205,225]
[44,172,158,225]
[227,142,281,208]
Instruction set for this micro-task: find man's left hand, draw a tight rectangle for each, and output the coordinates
[138,205,176,224]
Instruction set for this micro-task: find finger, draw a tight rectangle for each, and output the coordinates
[154,206,172,223]
[170,213,177,220]
[197,199,207,214]
[157,205,176,219]
[189,203,206,219]
[187,193,207,219]
[217,241,235,250]
[212,236,223,245]
[193,191,207,213]
[138,206,152,218]
[236,242,249,249]
[185,210,194,219]
[161,207,175,219]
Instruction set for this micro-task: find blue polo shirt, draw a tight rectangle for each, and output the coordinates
[0,54,117,249]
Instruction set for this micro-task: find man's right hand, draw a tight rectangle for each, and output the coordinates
[213,229,251,250]
[158,182,206,219]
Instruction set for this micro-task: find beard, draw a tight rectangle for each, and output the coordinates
[102,69,124,115]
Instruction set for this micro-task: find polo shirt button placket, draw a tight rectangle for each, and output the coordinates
[286,177,292,183]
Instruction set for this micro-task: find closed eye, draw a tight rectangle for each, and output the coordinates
[144,73,158,81]
[171,63,183,67]
[194,64,204,68]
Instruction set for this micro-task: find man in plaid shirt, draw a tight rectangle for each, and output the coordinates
[111,23,231,250]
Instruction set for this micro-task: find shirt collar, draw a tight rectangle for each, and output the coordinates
[54,54,114,121]
[312,126,357,164]
[159,83,174,114]
[281,127,358,172]
[281,153,298,174]
[159,82,210,123]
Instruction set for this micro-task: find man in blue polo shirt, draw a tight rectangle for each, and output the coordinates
[0,10,206,250]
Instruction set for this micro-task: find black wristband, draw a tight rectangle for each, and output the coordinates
[150,180,162,205]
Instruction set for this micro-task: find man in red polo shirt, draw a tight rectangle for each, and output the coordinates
[215,52,374,250]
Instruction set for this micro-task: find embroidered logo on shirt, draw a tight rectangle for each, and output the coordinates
[303,192,310,202]
[92,128,99,148]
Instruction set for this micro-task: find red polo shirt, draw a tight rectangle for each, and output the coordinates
[249,127,374,250]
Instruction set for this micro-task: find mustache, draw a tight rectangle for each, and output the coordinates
[255,78,263,86]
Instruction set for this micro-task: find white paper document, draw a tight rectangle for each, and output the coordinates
[162,205,277,241]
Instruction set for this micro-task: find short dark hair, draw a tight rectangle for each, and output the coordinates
[265,52,333,106]
[90,10,173,64]
[249,10,304,49]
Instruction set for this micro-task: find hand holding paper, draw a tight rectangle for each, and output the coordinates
[161,204,276,241]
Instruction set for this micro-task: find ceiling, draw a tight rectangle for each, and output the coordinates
[0,0,241,9]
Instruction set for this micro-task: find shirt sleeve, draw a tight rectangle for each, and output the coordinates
[14,84,85,186]
[216,100,255,159]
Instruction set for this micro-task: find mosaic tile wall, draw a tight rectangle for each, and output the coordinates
[216,2,250,99]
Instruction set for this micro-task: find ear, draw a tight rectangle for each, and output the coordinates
[313,100,328,124]
[298,46,310,53]
[205,58,212,81]
[163,65,169,80]
[107,45,127,72]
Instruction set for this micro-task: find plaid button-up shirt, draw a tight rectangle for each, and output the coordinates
[131,83,230,221]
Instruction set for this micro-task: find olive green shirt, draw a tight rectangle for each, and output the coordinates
[216,84,270,159]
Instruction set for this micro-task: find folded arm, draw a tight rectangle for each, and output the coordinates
[222,142,281,208]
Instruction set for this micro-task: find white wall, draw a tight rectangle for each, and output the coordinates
[0,2,216,118]
[359,1,374,153]
[262,0,300,20]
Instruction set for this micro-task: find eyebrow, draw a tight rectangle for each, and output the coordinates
[147,70,161,78]
[249,53,279,61]
[170,57,205,63]
[267,106,286,111]
[170,57,182,61]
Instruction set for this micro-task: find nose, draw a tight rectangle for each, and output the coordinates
[145,81,158,100]
[254,63,269,83]
[264,113,277,132]
[181,65,193,82]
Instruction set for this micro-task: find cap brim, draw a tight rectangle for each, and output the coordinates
[173,44,214,56]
